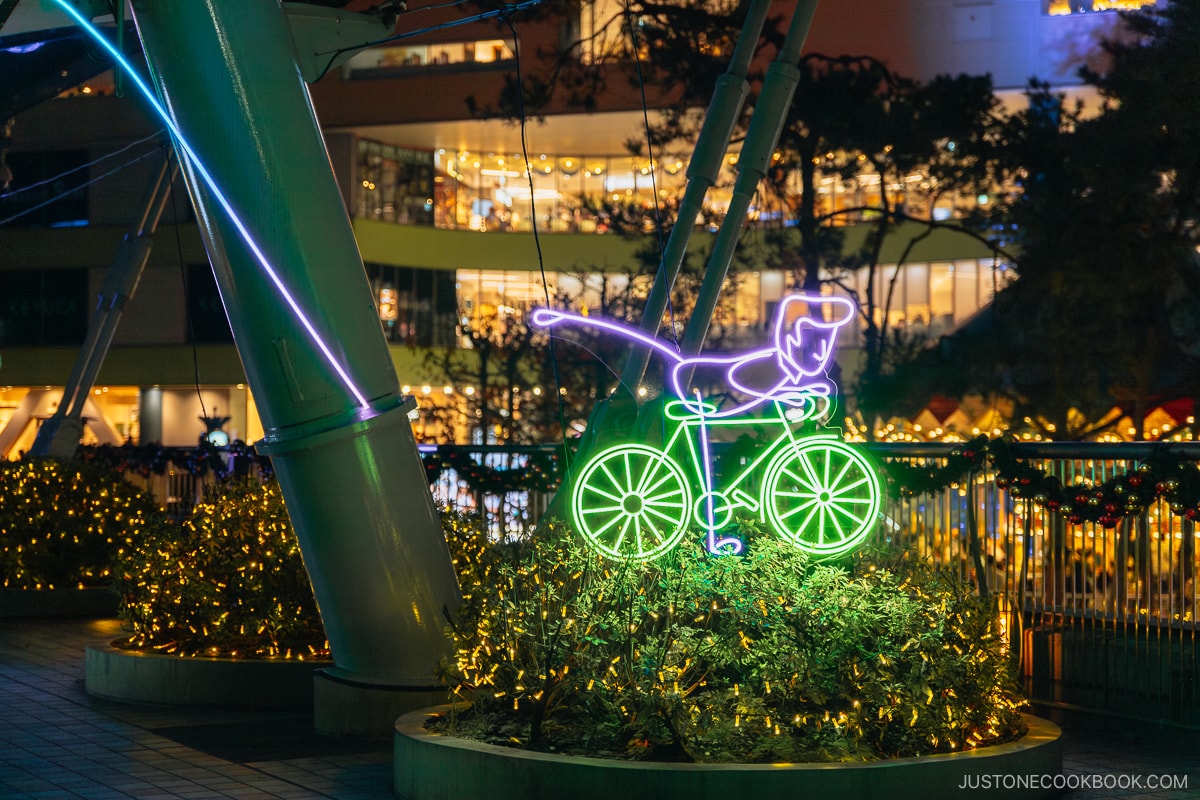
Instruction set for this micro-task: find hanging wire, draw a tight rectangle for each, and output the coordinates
[0,146,163,227]
[622,0,674,448]
[0,130,164,201]
[623,0,677,347]
[502,10,572,468]
[165,148,211,427]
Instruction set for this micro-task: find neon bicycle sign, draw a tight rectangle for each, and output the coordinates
[532,294,882,561]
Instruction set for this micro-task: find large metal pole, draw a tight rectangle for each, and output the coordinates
[127,1,460,689]
[30,154,175,460]
[676,0,819,389]
[616,0,772,392]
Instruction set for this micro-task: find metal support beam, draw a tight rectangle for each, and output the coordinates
[30,152,176,460]
[0,0,20,33]
[676,0,820,390]
[540,1,773,524]
[540,1,814,525]
[282,2,392,83]
[616,0,772,393]
[126,0,460,693]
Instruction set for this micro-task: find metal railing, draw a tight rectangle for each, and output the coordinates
[117,440,1200,725]
[865,441,1199,726]
[421,440,1200,725]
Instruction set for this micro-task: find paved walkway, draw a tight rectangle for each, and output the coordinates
[2,617,1198,799]
[1,619,391,799]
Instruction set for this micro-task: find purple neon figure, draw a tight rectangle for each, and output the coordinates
[531,293,854,418]
[532,294,880,562]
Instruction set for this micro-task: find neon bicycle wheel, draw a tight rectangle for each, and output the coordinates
[761,438,881,558]
[572,444,692,560]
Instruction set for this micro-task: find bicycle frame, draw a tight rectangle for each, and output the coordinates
[664,396,834,553]
[534,301,881,562]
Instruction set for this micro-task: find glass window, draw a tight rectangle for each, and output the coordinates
[0,268,88,345]
[365,263,457,346]
[930,262,955,331]
[579,0,628,64]
[459,270,553,317]
[186,264,234,344]
[357,140,435,226]
[871,267,905,330]
[1044,0,1155,16]
[344,39,514,75]
[471,40,514,63]
[952,260,981,323]
[904,263,930,328]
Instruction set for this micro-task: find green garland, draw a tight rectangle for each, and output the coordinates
[881,434,1200,528]
[73,436,1200,531]
[421,435,1200,529]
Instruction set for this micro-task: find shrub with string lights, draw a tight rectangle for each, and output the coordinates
[438,516,1026,762]
[114,479,327,660]
[0,459,162,591]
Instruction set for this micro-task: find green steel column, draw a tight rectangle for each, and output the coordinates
[675,0,819,391]
[128,0,460,686]
[616,0,771,392]
[31,155,176,461]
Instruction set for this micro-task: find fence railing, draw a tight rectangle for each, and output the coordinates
[867,442,1199,725]
[120,439,1200,725]
[421,439,1200,725]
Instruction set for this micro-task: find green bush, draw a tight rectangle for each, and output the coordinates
[115,479,327,659]
[0,459,162,590]
[439,515,1026,763]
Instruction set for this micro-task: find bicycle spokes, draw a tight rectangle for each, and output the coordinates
[762,439,881,558]
[572,444,692,561]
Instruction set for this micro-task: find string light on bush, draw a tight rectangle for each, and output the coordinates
[115,479,327,659]
[436,515,1027,762]
[1,461,158,591]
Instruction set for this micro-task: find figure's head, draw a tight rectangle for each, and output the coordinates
[772,294,856,382]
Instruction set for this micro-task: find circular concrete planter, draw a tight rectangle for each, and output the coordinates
[85,642,331,710]
[0,587,119,619]
[395,708,1062,800]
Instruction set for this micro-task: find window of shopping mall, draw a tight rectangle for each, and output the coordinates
[0,384,263,457]
[0,150,90,227]
[454,268,763,342]
[185,264,234,343]
[450,261,1005,348]
[843,259,1013,338]
[352,137,989,236]
[0,268,88,345]
[343,38,515,77]
[1044,0,1155,15]
[365,262,457,346]
[438,150,695,233]
[357,140,436,226]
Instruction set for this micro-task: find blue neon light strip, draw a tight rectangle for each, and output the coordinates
[52,0,371,409]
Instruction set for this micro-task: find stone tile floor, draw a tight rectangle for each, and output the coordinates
[1,619,391,799]
[2,617,1198,799]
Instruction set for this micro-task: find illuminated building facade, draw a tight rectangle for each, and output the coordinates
[0,0,1157,450]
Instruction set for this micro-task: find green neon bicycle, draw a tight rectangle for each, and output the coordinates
[533,294,882,561]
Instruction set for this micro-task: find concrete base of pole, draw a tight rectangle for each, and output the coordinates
[313,668,446,738]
